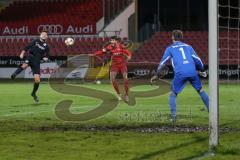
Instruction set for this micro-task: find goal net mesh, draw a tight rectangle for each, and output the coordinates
[218,0,240,83]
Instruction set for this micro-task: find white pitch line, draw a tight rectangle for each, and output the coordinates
[0,110,50,117]
[0,105,98,117]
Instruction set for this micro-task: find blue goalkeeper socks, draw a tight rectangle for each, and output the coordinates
[199,90,209,112]
[169,92,177,118]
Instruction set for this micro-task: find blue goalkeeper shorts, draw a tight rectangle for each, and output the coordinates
[171,75,202,94]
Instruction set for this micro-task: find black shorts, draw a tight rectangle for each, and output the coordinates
[24,55,40,75]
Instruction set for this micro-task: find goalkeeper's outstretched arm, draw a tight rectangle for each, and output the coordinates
[151,48,171,84]
[157,47,171,76]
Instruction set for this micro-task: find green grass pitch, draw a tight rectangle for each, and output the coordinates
[0,82,240,160]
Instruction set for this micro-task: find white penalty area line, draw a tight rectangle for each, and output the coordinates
[0,110,50,117]
[0,105,98,117]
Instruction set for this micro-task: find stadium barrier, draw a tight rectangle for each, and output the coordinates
[0,56,239,79]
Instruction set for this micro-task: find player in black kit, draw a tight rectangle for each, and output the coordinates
[11,31,50,102]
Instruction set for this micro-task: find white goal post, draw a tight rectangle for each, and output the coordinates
[208,0,219,151]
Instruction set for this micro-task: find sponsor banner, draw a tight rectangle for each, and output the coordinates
[127,63,158,78]
[217,65,240,79]
[0,68,21,78]
[1,63,238,79]
[24,62,59,78]
[127,64,240,79]
[0,57,25,67]
[66,67,88,79]
[0,24,96,36]
[0,56,67,67]
[24,64,88,79]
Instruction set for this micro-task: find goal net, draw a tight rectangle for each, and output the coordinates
[218,0,240,83]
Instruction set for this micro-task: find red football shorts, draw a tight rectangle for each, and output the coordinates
[110,63,127,73]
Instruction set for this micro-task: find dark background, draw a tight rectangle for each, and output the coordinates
[137,0,239,41]
[138,0,208,31]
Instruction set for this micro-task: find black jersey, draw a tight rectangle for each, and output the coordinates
[24,38,50,60]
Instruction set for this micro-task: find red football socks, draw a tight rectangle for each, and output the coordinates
[124,80,129,96]
[112,80,120,94]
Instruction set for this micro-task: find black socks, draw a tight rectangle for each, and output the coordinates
[32,83,40,95]
[14,67,24,76]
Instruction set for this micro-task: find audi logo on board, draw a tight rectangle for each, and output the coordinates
[1,24,95,35]
[134,69,150,76]
[37,24,63,35]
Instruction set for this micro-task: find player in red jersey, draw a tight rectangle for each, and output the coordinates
[94,36,132,102]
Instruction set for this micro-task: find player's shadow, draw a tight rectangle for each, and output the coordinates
[131,136,208,160]
[11,103,50,108]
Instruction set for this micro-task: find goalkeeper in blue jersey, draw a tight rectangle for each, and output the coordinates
[151,30,209,122]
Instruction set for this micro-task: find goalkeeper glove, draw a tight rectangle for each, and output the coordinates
[42,57,48,62]
[198,71,207,77]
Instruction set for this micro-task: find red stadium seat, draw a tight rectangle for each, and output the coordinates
[132,31,240,65]
[0,36,107,56]
[0,0,103,31]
